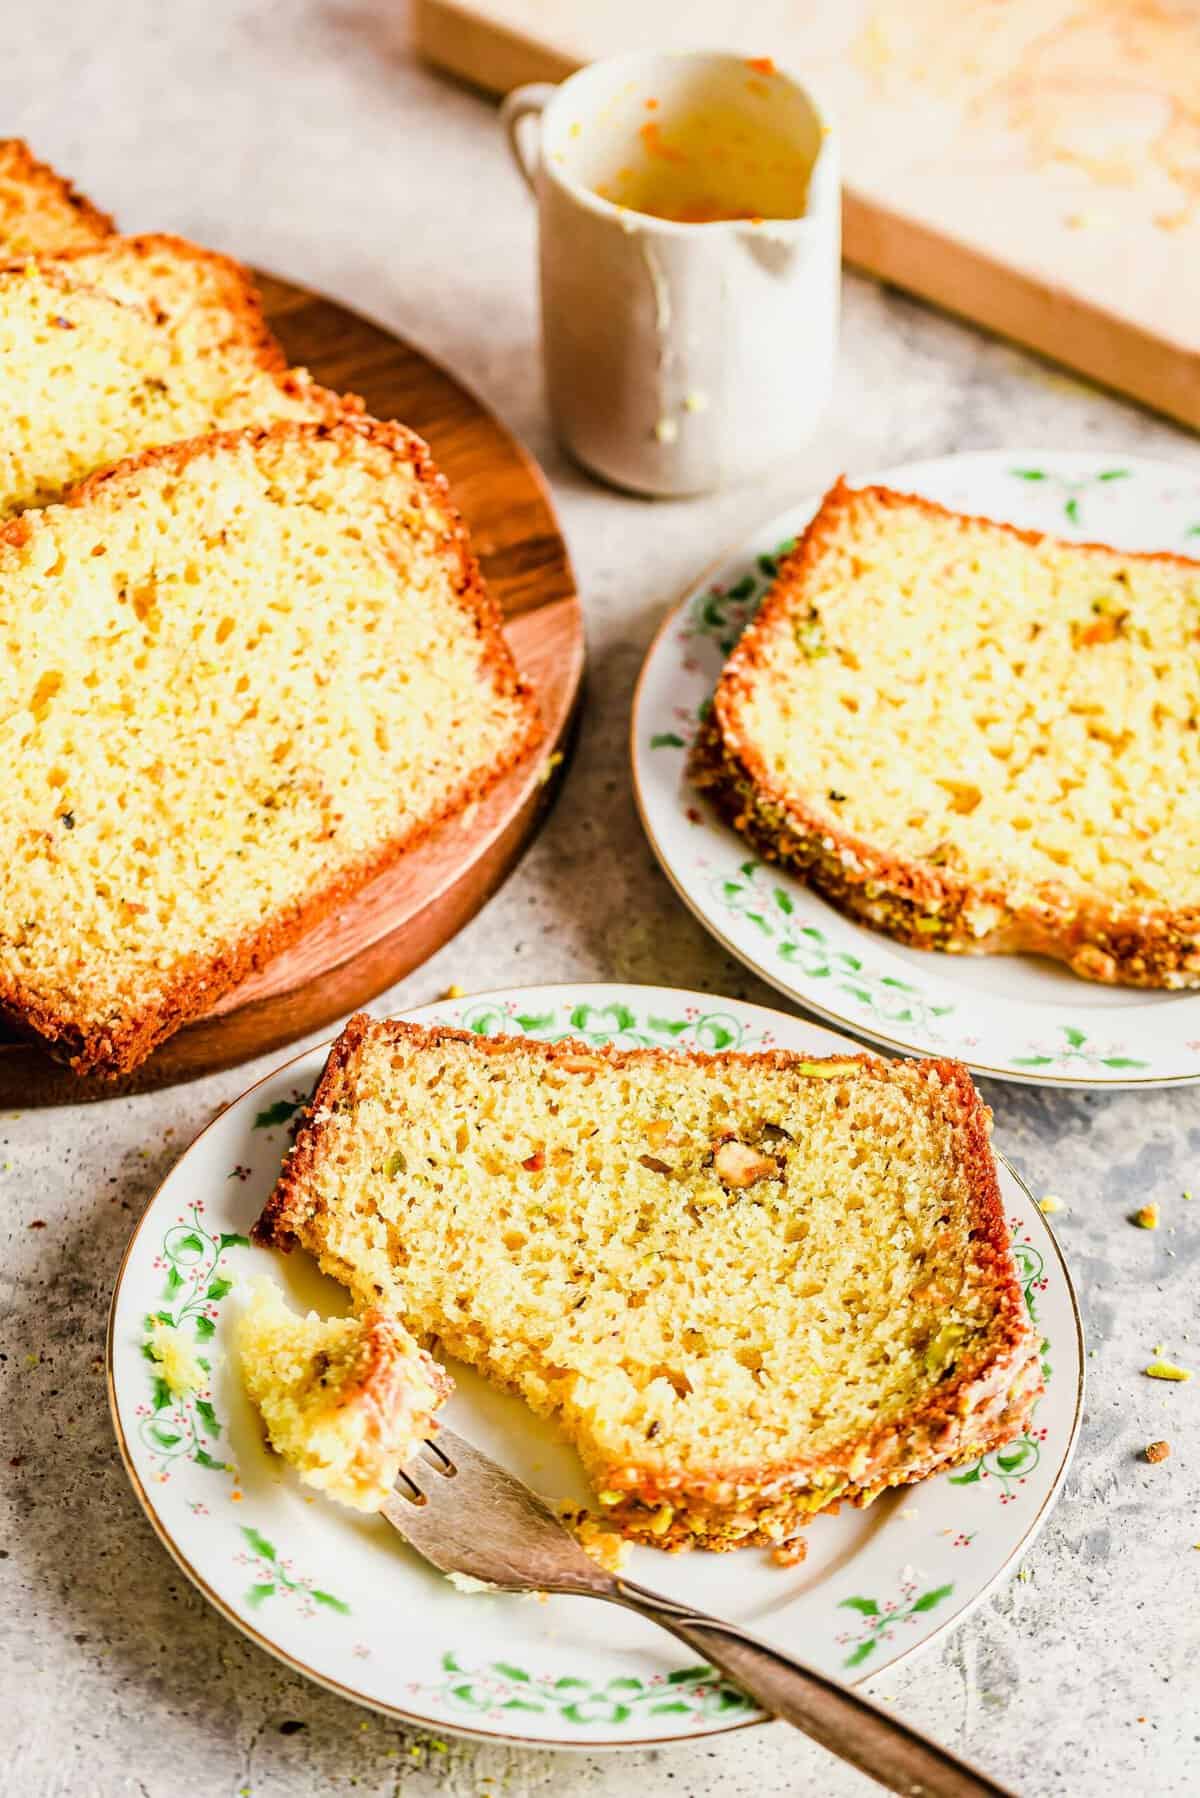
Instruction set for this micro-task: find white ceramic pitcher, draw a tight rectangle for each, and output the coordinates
[502,50,840,498]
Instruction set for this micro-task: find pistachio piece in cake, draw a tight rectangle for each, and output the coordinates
[236,1277,451,1511]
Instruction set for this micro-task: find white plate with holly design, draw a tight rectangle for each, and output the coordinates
[108,983,1082,1749]
[632,449,1200,1087]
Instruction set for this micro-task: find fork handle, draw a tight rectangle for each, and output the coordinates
[610,1579,1014,1797]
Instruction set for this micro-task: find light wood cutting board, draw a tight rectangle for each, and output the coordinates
[416,0,1200,432]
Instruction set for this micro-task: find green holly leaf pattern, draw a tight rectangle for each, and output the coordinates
[254,1098,302,1129]
[194,1399,220,1437]
[515,1012,555,1033]
[311,1590,352,1614]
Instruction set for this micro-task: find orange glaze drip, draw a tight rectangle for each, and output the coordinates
[637,199,764,223]
[746,56,777,76]
[638,121,687,164]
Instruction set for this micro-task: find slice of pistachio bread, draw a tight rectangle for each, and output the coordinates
[0,139,115,254]
[0,421,542,1075]
[9,234,292,365]
[0,263,345,515]
[691,478,1200,988]
[254,1018,1042,1555]
[237,1277,451,1510]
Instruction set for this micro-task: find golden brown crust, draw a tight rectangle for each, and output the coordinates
[692,477,1200,990]
[6,232,290,369]
[602,1367,1042,1551]
[0,422,542,1076]
[0,139,116,250]
[254,1017,1042,1550]
[351,1308,454,1429]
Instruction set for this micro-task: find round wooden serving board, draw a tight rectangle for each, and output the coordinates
[0,273,583,1104]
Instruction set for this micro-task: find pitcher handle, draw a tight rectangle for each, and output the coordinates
[500,83,555,193]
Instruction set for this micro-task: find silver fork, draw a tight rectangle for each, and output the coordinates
[382,1430,1014,1797]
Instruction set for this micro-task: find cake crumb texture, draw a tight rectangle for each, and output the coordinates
[692,479,1200,989]
[7,233,294,366]
[0,419,542,1074]
[236,1276,451,1511]
[0,262,344,516]
[255,1018,1042,1552]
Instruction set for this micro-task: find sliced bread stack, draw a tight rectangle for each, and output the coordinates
[0,149,541,1074]
[0,421,540,1074]
[0,262,346,514]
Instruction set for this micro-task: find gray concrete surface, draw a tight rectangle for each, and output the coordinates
[1,4,1198,1794]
